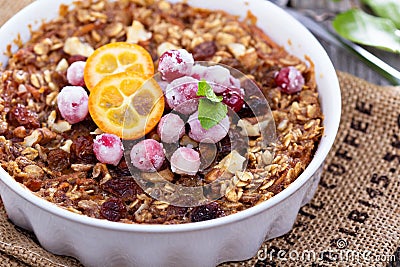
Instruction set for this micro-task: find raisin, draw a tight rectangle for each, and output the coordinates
[108,158,132,177]
[101,177,143,201]
[47,148,70,172]
[7,104,40,129]
[71,135,96,164]
[190,202,225,222]
[100,198,126,222]
[166,206,188,221]
[192,41,217,61]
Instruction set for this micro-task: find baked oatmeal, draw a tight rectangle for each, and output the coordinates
[0,0,324,224]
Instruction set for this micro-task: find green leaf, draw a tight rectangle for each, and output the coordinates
[332,9,400,53]
[197,80,223,102]
[198,98,227,130]
[361,0,400,28]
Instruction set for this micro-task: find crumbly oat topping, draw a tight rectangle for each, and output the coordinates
[0,0,323,224]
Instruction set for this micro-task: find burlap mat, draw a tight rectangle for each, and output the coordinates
[1,1,399,267]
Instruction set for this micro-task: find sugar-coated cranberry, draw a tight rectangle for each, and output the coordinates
[158,49,194,82]
[164,76,199,115]
[93,133,123,166]
[170,147,200,175]
[275,66,305,94]
[130,139,165,172]
[57,86,88,124]
[67,61,86,86]
[157,113,185,143]
[188,111,230,143]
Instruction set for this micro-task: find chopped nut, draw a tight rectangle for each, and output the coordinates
[33,42,50,56]
[64,37,94,57]
[50,121,72,133]
[23,130,42,147]
[23,165,44,179]
[71,163,94,172]
[216,150,246,174]
[55,58,69,72]
[157,42,180,57]
[237,118,261,136]
[126,21,152,44]
[21,147,39,160]
[45,91,58,106]
[262,150,273,165]
[104,22,124,37]
[60,140,73,153]
[13,70,28,83]
[30,73,42,89]
[215,32,236,46]
[158,0,171,11]
[227,43,246,58]
[238,48,258,69]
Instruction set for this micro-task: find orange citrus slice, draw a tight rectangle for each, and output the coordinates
[88,72,164,140]
[84,42,154,91]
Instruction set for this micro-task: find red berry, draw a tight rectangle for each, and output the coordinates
[218,87,244,112]
[157,113,185,143]
[158,49,194,82]
[93,133,123,166]
[170,147,201,175]
[130,139,165,172]
[67,61,86,86]
[165,76,199,115]
[275,66,305,94]
[57,86,88,124]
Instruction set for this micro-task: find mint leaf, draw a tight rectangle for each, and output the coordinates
[197,80,223,102]
[198,98,227,130]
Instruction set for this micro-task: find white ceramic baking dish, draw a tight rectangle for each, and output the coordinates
[0,0,341,266]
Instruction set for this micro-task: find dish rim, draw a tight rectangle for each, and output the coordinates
[0,0,341,233]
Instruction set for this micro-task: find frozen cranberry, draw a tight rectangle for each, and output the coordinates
[191,202,225,222]
[275,66,305,94]
[165,76,199,115]
[157,113,185,143]
[67,61,86,86]
[158,49,194,82]
[170,147,201,175]
[57,86,88,124]
[130,139,165,172]
[93,133,123,166]
[188,111,230,143]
